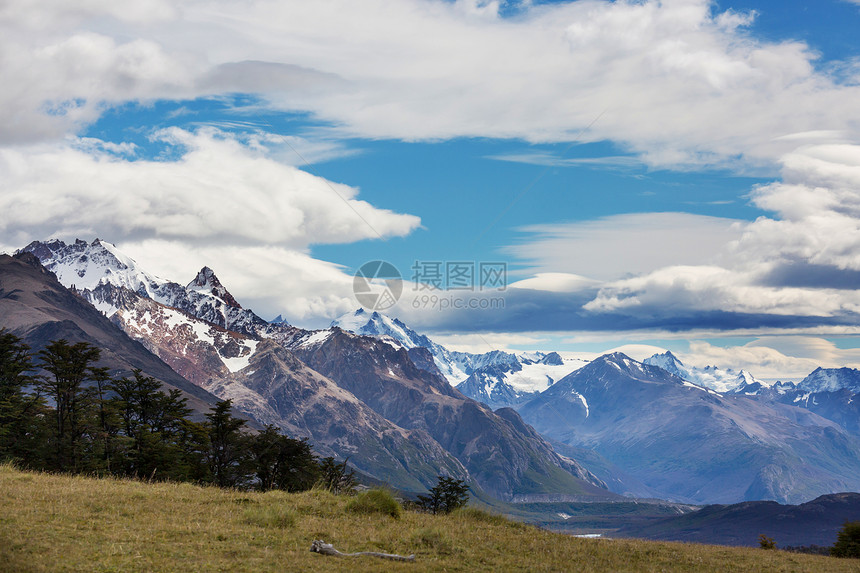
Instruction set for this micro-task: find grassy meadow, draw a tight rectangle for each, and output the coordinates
[1,464,858,572]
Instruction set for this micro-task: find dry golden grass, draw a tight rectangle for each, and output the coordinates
[1,464,858,572]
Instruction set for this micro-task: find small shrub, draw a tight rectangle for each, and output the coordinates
[317,457,356,495]
[345,488,401,519]
[243,505,296,528]
[831,521,860,558]
[759,534,777,550]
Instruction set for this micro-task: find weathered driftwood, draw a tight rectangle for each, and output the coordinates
[310,539,415,562]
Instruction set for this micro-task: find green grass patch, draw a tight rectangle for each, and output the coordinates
[345,488,402,519]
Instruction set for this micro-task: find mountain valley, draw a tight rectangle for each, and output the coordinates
[6,237,860,542]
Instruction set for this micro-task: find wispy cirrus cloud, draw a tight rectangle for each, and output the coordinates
[487,152,643,170]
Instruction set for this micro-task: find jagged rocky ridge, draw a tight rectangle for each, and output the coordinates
[643,350,758,393]
[645,350,860,437]
[287,327,606,499]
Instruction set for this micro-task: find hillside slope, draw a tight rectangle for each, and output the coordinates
[1,465,857,573]
[617,492,860,548]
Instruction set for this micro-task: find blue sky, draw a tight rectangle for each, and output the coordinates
[2,0,860,379]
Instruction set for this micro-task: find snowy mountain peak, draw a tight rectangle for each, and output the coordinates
[727,370,769,395]
[540,351,564,366]
[799,367,860,394]
[737,370,758,386]
[595,352,652,377]
[601,352,634,364]
[331,309,586,401]
[187,266,242,309]
[19,238,168,298]
[643,351,686,378]
[331,309,430,350]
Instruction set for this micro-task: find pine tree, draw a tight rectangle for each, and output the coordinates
[109,371,196,479]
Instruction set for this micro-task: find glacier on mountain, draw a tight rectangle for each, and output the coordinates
[643,350,766,393]
[799,367,860,394]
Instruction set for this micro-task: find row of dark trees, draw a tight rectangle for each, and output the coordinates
[761,522,860,558]
[0,330,350,492]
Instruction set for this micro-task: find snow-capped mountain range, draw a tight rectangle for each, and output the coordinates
[798,367,860,394]
[517,351,860,504]
[17,238,607,499]
[23,238,860,410]
[331,308,589,407]
[642,350,765,393]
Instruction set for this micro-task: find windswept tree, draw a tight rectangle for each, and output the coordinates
[38,340,101,471]
[417,475,470,514]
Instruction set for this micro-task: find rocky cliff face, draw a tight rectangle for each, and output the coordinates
[81,282,468,493]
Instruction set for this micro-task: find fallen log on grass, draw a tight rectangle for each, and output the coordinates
[310,539,415,562]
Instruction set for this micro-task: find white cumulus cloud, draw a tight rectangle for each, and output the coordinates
[0,128,420,250]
